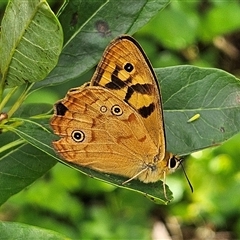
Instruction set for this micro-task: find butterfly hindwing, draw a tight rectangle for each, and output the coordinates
[51,87,168,182]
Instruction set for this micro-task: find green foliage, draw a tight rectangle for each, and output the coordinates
[2,164,154,239]
[0,0,240,239]
[0,0,63,87]
[0,221,68,240]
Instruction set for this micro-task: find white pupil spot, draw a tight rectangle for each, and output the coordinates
[111,105,123,116]
[72,130,85,142]
[124,62,134,72]
[100,105,107,113]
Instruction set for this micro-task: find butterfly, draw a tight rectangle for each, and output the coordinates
[50,35,181,196]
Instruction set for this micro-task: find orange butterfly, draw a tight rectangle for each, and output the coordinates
[51,35,181,196]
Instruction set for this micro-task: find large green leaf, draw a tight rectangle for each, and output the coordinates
[34,0,170,89]
[0,0,63,87]
[158,66,240,155]
[0,221,68,240]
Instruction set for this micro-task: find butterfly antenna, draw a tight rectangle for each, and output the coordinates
[180,161,193,193]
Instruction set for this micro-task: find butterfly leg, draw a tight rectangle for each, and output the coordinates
[163,170,171,202]
[122,167,148,185]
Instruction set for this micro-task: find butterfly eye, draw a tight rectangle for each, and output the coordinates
[71,130,85,142]
[168,156,180,170]
[111,105,123,116]
[124,62,134,72]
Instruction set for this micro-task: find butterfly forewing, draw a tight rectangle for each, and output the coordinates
[90,35,167,160]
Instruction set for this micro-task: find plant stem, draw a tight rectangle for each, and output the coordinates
[0,86,18,112]
[7,83,34,118]
[0,138,26,154]
[0,74,5,103]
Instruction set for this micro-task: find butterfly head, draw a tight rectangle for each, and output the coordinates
[167,154,182,172]
[167,154,193,193]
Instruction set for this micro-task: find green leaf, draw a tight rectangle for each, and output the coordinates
[0,131,21,159]
[0,221,69,240]
[158,65,240,155]
[0,104,56,205]
[34,0,170,89]
[0,0,63,87]
[0,143,56,205]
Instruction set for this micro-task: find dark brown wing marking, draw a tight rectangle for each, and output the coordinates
[125,83,153,101]
[55,102,68,116]
[94,63,155,119]
[138,103,155,118]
